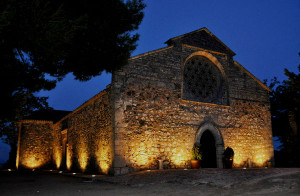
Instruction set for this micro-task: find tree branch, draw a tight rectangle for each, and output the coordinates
[16,49,26,65]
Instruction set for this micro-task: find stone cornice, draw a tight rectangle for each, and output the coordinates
[20,120,53,124]
[182,44,228,56]
[182,99,230,108]
[129,46,174,60]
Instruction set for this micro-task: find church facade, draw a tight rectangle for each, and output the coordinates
[16,28,274,175]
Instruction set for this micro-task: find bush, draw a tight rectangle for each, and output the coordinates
[191,144,202,160]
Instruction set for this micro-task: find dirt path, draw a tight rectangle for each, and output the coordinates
[0,168,299,195]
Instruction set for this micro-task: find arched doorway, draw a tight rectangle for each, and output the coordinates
[195,123,224,168]
[200,130,217,168]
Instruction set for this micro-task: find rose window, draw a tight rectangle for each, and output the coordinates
[183,55,223,103]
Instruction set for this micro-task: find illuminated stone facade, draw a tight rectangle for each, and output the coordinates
[17,28,274,175]
[17,120,54,169]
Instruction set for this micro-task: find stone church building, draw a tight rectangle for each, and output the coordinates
[16,28,274,175]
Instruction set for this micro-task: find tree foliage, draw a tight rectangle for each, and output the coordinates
[1,0,145,79]
[269,54,300,167]
[0,0,145,167]
[0,0,145,123]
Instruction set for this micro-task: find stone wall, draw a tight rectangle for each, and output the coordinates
[224,99,273,167]
[228,61,270,102]
[112,43,274,174]
[17,87,114,174]
[18,120,54,169]
[17,29,274,175]
[52,123,63,169]
[65,87,114,174]
[225,60,274,167]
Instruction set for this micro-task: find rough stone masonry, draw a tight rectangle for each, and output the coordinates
[16,27,274,175]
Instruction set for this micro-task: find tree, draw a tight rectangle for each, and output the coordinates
[269,54,300,167]
[0,0,145,168]
[0,41,54,168]
[1,0,145,79]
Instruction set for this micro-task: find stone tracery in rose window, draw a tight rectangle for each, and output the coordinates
[183,55,226,105]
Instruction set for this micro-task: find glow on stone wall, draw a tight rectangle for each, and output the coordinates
[53,146,62,169]
[232,149,244,167]
[66,145,72,170]
[130,142,153,168]
[135,150,149,166]
[96,144,112,174]
[100,159,110,174]
[78,138,88,172]
[52,126,63,169]
[98,151,111,174]
[54,153,62,169]
[22,155,45,169]
[170,148,190,167]
[78,151,88,172]
[231,144,272,167]
[127,142,191,169]
[16,123,21,169]
[18,121,53,169]
[253,153,265,166]
[16,154,19,169]
[20,139,50,169]
[252,148,271,167]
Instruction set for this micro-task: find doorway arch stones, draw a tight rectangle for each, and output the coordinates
[195,123,224,168]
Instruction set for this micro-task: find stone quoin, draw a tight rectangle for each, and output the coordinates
[16,27,274,175]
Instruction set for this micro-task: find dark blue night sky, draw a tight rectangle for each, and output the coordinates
[1,0,299,164]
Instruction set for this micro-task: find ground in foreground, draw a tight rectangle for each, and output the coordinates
[0,168,299,195]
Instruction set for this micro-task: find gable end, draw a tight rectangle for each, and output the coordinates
[165,27,235,56]
[234,61,270,91]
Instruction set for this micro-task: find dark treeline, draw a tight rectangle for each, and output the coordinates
[267,54,300,167]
